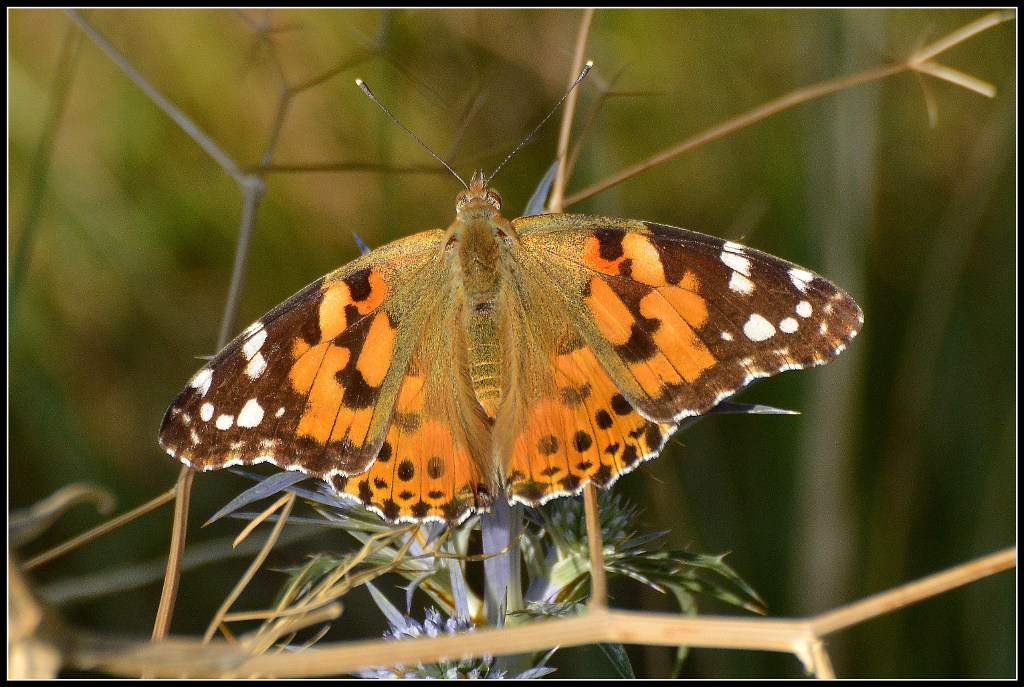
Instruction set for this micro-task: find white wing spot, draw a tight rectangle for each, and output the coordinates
[789,268,813,292]
[242,328,268,360]
[720,248,752,276]
[743,314,776,342]
[275,407,286,418]
[721,331,734,342]
[820,321,829,335]
[728,271,755,295]
[242,321,264,338]
[200,403,214,422]
[189,368,214,397]
[190,429,200,444]
[779,317,799,334]
[245,352,267,380]
[237,399,265,428]
[215,414,234,431]
[795,300,813,318]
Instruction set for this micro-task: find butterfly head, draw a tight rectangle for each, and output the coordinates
[455,170,502,218]
[444,170,519,266]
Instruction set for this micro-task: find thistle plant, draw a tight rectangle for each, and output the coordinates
[215,469,762,677]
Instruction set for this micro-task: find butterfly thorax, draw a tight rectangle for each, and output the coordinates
[446,174,518,419]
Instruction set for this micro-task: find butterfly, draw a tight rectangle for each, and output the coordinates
[159,170,862,524]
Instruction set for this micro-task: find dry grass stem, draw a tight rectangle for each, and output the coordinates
[62,543,1012,677]
[57,546,1014,677]
[550,7,594,213]
[202,493,296,642]
[20,486,158,571]
[564,9,1012,207]
[152,469,193,642]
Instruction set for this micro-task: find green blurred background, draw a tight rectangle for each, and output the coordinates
[9,9,1015,678]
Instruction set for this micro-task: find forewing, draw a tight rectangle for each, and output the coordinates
[513,214,863,424]
[159,231,444,482]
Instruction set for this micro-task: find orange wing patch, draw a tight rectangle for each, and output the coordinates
[583,271,717,400]
[506,325,673,505]
[581,231,718,410]
[331,358,488,522]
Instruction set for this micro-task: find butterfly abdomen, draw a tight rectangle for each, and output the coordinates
[453,200,509,420]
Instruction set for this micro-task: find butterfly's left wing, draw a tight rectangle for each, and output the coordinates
[159,232,445,482]
[328,268,496,524]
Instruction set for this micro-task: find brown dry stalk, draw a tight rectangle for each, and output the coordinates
[564,9,1014,207]
[64,546,1015,677]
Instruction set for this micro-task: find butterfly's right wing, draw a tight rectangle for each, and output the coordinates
[512,214,862,424]
[490,212,861,506]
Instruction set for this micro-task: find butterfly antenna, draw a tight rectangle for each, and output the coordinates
[488,60,593,184]
[356,78,468,188]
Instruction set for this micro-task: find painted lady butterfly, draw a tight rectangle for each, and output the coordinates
[160,170,862,524]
